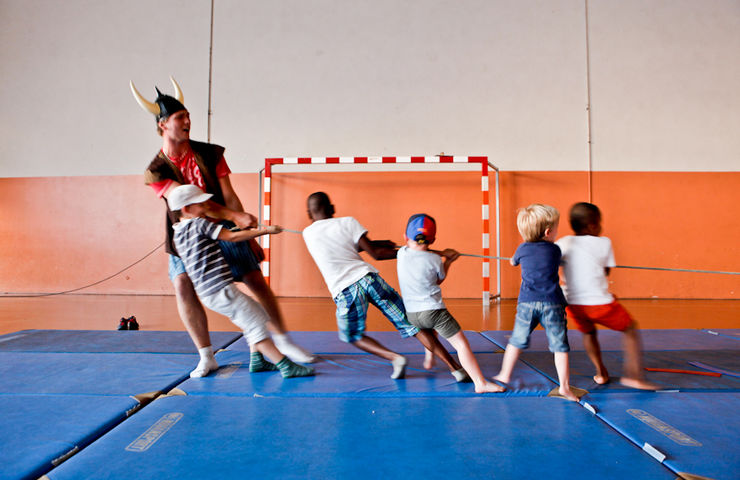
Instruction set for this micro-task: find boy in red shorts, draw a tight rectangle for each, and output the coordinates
[556,202,656,390]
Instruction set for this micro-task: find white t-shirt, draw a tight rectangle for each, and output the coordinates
[556,235,616,305]
[302,217,378,298]
[396,246,446,312]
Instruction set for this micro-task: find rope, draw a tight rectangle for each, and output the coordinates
[269,226,740,275]
[5,225,736,298]
[614,265,739,276]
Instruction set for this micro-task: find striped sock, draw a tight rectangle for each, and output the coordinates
[249,351,278,373]
[276,357,315,378]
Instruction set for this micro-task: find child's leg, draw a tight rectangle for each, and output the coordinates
[352,335,401,361]
[493,302,537,384]
[423,347,435,370]
[335,278,409,378]
[567,306,608,384]
[620,323,657,390]
[543,303,578,401]
[240,270,316,363]
[254,338,314,378]
[414,329,462,373]
[352,336,408,379]
[493,344,521,384]
[406,310,463,374]
[553,352,578,401]
[582,330,609,384]
[205,284,313,378]
[447,332,504,393]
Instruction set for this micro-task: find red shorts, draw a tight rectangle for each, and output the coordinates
[566,301,634,333]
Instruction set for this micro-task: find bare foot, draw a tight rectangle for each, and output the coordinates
[492,374,509,384]
[475,381,506,394]
[620,377,658,390]
[559,386,580,402]
[423,349,435,370]
[593,374,610,385]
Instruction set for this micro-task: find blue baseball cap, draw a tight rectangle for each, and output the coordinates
[405,214,436,244]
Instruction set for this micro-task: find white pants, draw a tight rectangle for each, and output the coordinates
[200,284,269,345]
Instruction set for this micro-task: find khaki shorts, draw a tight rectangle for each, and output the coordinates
[200,284,269,345]
[406,308,461,339]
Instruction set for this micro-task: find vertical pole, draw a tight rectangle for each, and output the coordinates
[495,165,501,300]
[481,159,490,305]
[584,0,594,203]
[262,160,273,284]
[207,0,215,142]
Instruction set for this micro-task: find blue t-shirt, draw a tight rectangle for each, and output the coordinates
[512,241,566,304]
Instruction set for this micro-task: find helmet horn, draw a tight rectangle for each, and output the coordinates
[129,80,160,116]
[170,76,184,105]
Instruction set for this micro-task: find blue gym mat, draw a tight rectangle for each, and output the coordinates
[482,328,740,351]
[0,352,197,396]
[178,351,555,397]
[0,329,241,353]
[508,349,740,393]
[44,395,676,480]
[0,394,140,480]
[704,328,740,341]
[269,330,501,354]
[579,392,740,480]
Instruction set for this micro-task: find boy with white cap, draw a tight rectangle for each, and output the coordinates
[168,184,314,379]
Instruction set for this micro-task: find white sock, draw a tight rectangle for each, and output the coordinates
[391,356,408,379]
[452,368,470,383]
[273,333,316,363]
[190,346,218,378]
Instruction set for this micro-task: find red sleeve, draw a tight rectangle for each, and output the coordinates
[215,156,231,178]
[149,179,174,198]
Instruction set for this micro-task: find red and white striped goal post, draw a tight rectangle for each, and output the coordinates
[260,155,501,304]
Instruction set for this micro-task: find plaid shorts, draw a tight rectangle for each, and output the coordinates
[333,273,419,343]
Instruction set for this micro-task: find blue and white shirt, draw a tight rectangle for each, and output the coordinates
[172,217,232,297]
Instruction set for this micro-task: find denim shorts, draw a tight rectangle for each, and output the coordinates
[168,254,188,281]
[509,301,569,353]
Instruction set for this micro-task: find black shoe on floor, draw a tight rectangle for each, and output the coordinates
[117,317,128,331]
[127,316,139,330]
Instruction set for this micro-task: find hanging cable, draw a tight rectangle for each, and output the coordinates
[0,241,165,298]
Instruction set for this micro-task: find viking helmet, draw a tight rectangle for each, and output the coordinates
[130,76,185,121]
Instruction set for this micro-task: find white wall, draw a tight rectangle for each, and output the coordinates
[1,0,738,178]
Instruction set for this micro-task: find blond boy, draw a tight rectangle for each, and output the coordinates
[493,204,578,401]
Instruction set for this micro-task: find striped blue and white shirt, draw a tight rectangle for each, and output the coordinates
[172,217,233,297]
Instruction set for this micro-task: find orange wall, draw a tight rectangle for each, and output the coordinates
[1,171,738,299]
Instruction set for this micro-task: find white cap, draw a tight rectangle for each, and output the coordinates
[167,184,213,211]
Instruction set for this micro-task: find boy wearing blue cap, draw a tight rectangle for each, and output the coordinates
[397,214,505,393]
[303,192,461,379]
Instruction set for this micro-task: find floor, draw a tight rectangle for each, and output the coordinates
[1,295,738,335]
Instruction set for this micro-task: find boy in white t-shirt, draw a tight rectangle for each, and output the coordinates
[302,192,462,379]
[397,214,505,393]
[557,202,655,390]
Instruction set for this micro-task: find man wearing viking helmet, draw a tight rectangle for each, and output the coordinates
[131,78,315,377]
